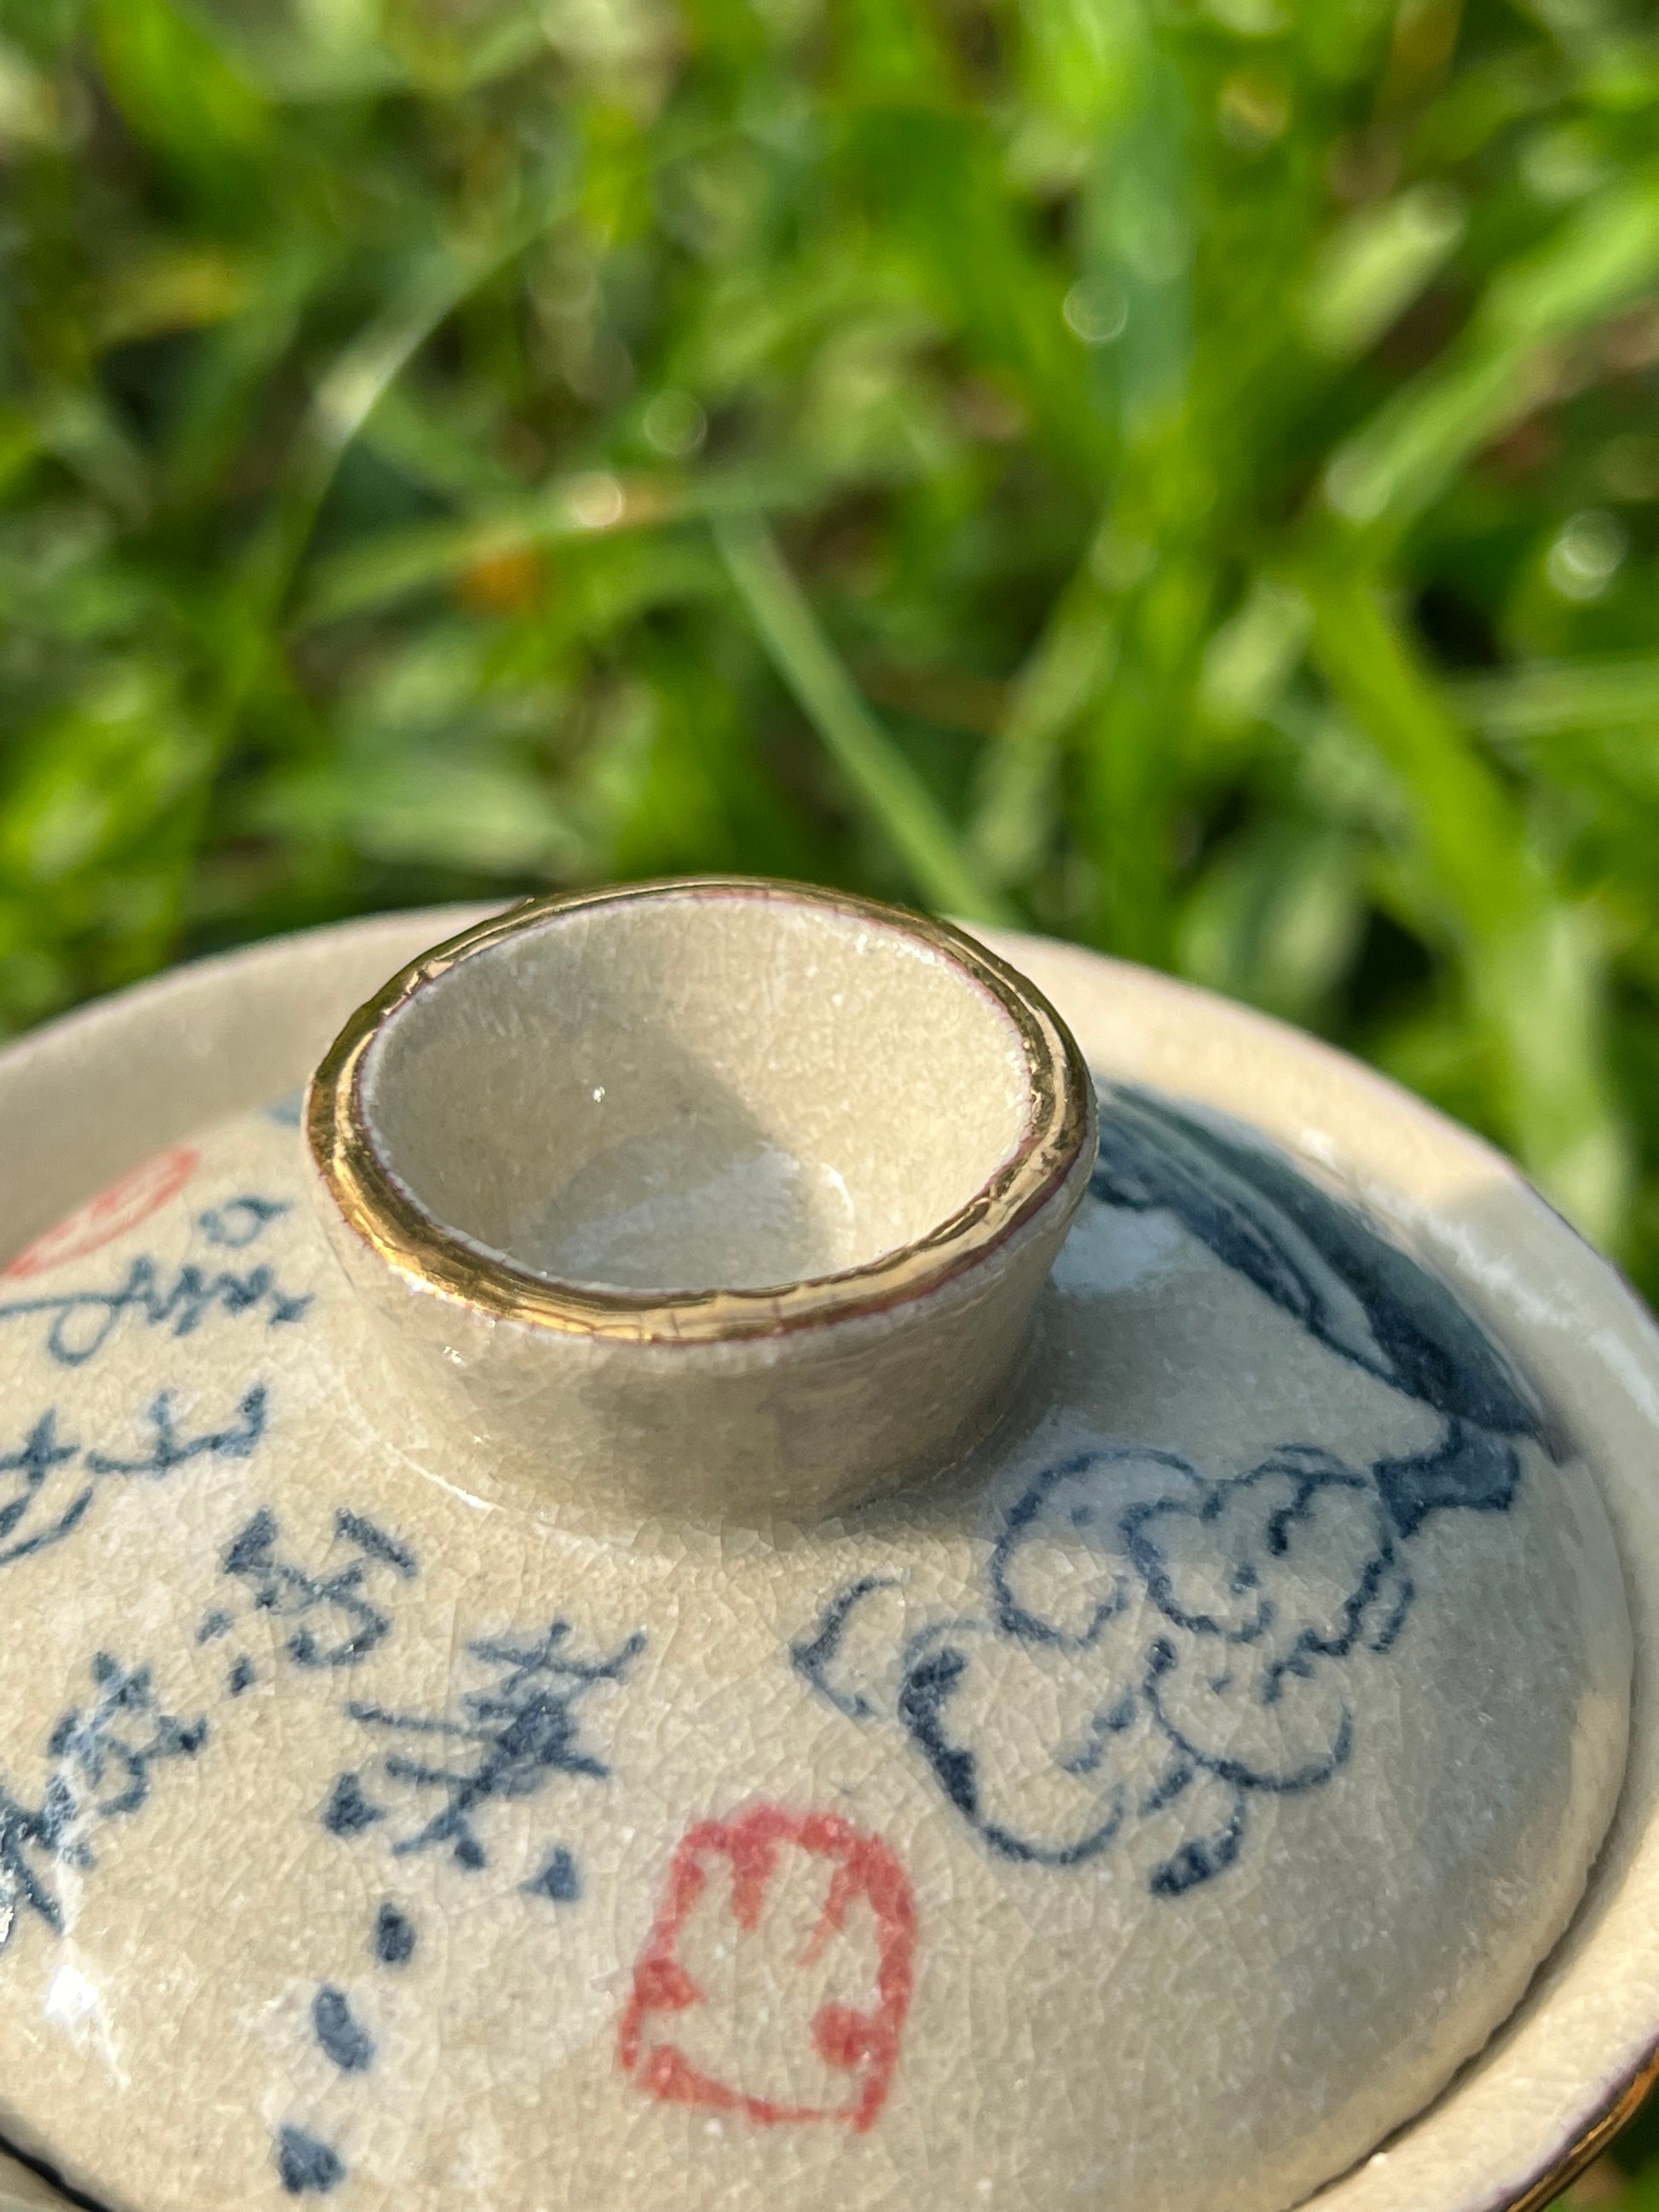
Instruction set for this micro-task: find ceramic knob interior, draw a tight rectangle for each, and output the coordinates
[0,878,1632,2212]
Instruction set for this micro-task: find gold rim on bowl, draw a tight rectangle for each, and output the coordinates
[306,877,1095,1347]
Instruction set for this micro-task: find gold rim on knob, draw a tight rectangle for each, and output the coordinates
[307,877,1095,1348]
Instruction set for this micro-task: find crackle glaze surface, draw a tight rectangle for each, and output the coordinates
[0,988,1630,2212]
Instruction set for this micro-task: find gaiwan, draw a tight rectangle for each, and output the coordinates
[0,879,1641,2212]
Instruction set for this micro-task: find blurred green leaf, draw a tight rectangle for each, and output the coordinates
[1177,818,1363,1021]
[0,32,66,150]
[96,245,255,348]
[714,512,1014,925]
[93,0,269,200]
[1303,185,1467,360]
[1305,569,1630,1240]
[1456,655,1659,738]
[0,662,208,887]
[1324,165,1659,542]
[299,462,809,626]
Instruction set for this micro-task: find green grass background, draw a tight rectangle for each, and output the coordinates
[1,0,1658,2191]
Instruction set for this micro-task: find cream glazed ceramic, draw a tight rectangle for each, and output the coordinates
[0,881,1646,2212]
[308,885,1095,1519]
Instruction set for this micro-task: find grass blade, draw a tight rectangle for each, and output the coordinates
[714,513,1016,926]
[1304,569,1630,1243]
[1323,166,1659,544]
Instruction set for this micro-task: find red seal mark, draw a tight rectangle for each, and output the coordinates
[2,1146,200,1281]
[620,1805,916,2133]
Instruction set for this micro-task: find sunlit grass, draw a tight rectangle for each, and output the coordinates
[0,0,1656,1325]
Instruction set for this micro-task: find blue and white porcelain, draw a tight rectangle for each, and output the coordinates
[0,884,1646,2212]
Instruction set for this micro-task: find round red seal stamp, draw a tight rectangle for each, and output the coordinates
[620,1805,916,2133]
[2,1145,200,1281]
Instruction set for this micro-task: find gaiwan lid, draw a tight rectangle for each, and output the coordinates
[0,879,1639,2212]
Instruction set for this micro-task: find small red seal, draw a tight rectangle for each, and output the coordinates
[620,1805,916,2133]
[3,1146,200,1281]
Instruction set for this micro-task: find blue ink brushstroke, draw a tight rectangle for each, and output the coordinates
[0,1255,309,1368]
[312,1986,374,2073]
[0,1654,207,1948]
[218,1505,417,1671]
[198,1197,289,1250]
[795,1087,1541,1897]
[0,1392,271,1574]
[338,1620,645,1875]
[523,1845,582,1903]
[373,1903,415,1965]
[276,2127,344,2195]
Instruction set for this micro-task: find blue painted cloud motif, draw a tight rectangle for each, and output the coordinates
[795,1086,1549,1898]
[1094,1088,1544,1531]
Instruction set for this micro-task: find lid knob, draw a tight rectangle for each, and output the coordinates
[305,878,1095,1518]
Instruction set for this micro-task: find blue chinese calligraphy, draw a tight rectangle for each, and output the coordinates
[276,2125,344,2197]
[323,1774,383,1838]
[312,1985,374,2073]
[88,1387,268,1478]
[0,1184,304,1369]
[198,1197,289,1250]
[210,1506,417,1683]
[795,1087,1544,1897]
[523,1845,581,1903]
[0,1389,266,1574]
[329,1620,645,1891]
[373,1902,416,1965]
[0,1416,86,1569]
[0,1655,208,1950]
[0,1252,309,1368]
